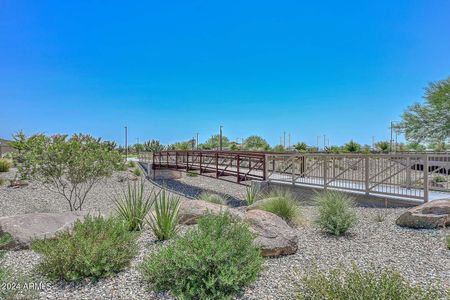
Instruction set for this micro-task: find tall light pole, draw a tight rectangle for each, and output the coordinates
[323,134,326,150]
[283,132,286,148]
[219,125,223,151]
[124,126,128,160]
[196,133,199,150]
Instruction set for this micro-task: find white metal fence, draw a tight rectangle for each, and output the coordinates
[266,153,450,202]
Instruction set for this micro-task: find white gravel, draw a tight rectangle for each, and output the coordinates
[1,169,449,299]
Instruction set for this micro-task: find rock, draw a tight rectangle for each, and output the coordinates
[246,197,282,211]
[396,200,450,229]
[0,211,100,250]
[178,200,243,225]
[244,209,298,257]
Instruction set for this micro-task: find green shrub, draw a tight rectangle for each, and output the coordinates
[32,215,138,282]
[257,189,301,225]
[245,185,259,205]
[186,171,198,177]
[314,191,357,236]
[374,211,386,223]
[116,161,127,171]
[147,190,180,241]
[447,234,450,250]
[0,159,11,172]
[114,180,154,231]
[198,191,227,205]
[0,177,4,186]
[297,265,443,300]
[141,213,263,299]
[127,160,136,168]
[133,167,142,176]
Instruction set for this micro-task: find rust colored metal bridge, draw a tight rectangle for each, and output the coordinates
[139,150,267,183]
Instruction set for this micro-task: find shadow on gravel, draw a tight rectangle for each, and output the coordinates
[149,178,245,207]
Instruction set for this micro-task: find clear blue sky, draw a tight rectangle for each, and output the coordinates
[1,1,449,147]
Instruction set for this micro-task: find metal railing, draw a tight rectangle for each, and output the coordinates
[266,153,450,202]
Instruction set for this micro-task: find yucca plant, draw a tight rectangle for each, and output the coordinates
[245,185,259,205]
[0,159,11,172]
[147,190,181,241]
[198,191,227,205]
[114,180,154,231]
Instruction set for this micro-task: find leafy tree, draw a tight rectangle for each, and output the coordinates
[272,144,286,152]
[402,77,450,144]
[229,142,240,151]
[294,142,309,152]
[243,135,270,151]
[202,134,230,150]
[325,145,342,154]
[342,140,361,153]
[143,139,165,152]
[428,142,449,152]
[11,132,122,211]
[133,143,145,153]
[375,141,390,153]
[168,140,193,150]
[104,140,117,151]
[406,142,426,151]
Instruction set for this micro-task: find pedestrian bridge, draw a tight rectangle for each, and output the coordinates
[139,151,450,204]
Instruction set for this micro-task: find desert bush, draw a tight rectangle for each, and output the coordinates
[127,161,136,168]
[374,211,386,223]
[198,191,227,205]
[447,234,450,250]
[0,159,11,172]
[186,171,198,177]
[314,191,357,235]
[141,213,263,299]
[245,185,259,205]
[11,132,123,211]
[297,264,443,300]
[133,167,142,176]
[257,189,301,225]
[32,216,138,282]
[0,177,4,186]
[114,180,154,231]
[147,190,180,241]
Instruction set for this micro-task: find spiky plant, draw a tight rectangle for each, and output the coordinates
[114,180,154,231]
[147,190,180,241]
[198,191,227,205]
[245,185,259,205]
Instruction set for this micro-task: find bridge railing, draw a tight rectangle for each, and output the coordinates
[266,153,450,202]
[147,150,267,183]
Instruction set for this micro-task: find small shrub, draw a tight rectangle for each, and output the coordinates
[447,234,450,250]
[141,213,263,299]
[133,167,142,176]
[257,189,301,225]
[0,177,4,186]
[374,211,386,223]
[245,185,259,205]
[186,171,198,177]
[127,160,136,168]
[314,191,357,236]
[32,215,138,282]
[114,180,154,231]
[116,161,127,171]
[432,176,447,183]
[147,190,180,241]
[0,159,11,172]
[198,191,227,205]
[297,264,443,300]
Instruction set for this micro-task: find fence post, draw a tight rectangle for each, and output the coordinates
[186,152,189,171]
[237,154,240,183]
[292,157,296,185]
[215,152,219,178]
[264,155,269,181]
[199,152,202,174]
[365,156,370,195]
[423,154,429,202]
[406,156,411,188]
[323,156,328,190]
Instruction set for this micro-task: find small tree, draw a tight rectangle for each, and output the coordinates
[294,142,309,152]
[143,140,165,152]
[343,140,361,153]
[402,77,450,144]
[203,134,230,150]
[12,132,122,211]
[375,141,390,153]
[243,135,270,151]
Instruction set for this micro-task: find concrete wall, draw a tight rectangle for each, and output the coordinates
[140,162,182,180]
[251,180,419,208]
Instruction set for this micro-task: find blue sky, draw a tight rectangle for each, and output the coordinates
[1,1,449,147]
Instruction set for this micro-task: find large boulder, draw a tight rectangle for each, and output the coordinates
[396,200,450,229]
[244,209,298,257]
[178,200,243,225]
[0,211,97,250]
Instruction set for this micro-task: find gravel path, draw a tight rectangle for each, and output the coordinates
[1,169,449,299]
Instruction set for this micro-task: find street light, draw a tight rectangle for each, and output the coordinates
[219,126,223,151]
[124,126,128,160]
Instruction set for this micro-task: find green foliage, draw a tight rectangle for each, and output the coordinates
[141,213,263,300]
[314,191,357,235]
[0,177,4,186]
[245,185,260,205]
[243,135,270,151]
[273,144,286,152]
[374,211,386,223]
[202,134,230,150]
[446,234,450,250]
[0,159,11,172]
[325,145,343,154]
[168,140,195,150]
[198,191,227,205]
[257,189,302,225]
[103,140,118,151]
[428,142,449,152]
[143,139,165,152]
[294,142,309,152]
[133,167,142,176]
[147,190,180,241]
[343,140,361,153]
[127,160,136,168]
[32,216,138,282]
[297,264,443,300]
[11,132,122,211]
[402,76,450,144]
[375,141,390,152]
[406,142,426,151]
[186,171,198,177]
[114,180,154,231]
[432,176,447,183]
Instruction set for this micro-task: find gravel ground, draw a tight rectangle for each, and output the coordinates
[1,169,449,299]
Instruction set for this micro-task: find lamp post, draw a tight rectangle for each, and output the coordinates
[124,126,128,160]
[219,126,223,151]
